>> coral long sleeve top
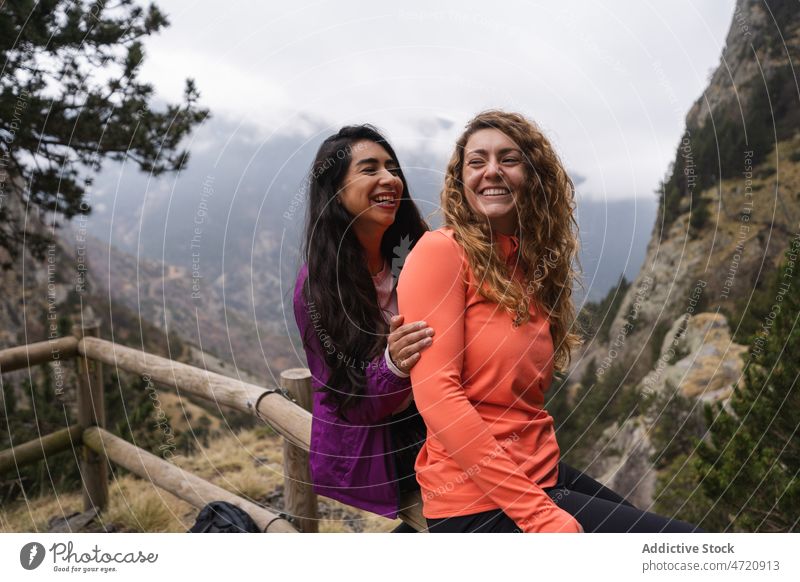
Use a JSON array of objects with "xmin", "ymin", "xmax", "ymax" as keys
[{"xmin": 397, "ymin": 227, "xmax": 580, "ymax": 533}]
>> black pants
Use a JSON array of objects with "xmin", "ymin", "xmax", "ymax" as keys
[{"xmin": 427, "ymin": 461, "xmax": 704, "ymax": 533}]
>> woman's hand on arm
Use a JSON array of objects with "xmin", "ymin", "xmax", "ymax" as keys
[{"xmin": 387, "ymin": 314, "xmax": 435, "ymax": 375}]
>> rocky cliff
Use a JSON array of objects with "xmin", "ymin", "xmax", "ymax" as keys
[{"xmin": 569, "ymin": 0, "xmax": 800, "ymax": 508}]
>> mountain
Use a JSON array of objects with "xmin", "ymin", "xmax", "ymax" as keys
[{"xmin": 558, "ymin": 0, "xmax": 800, "ymax": 519}]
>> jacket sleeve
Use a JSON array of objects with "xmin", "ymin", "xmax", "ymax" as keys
[
  {"xmin": 293, "ymin": 270, "xmax": 412, "ymax": 426},
  {"xmin": 397, "ymin": 232, "xmax": 581, "ymax": 533}
]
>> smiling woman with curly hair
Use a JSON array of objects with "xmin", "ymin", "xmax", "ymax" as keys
[
  {"xmin": 440, "ymin": 110, "xmax": 580, "ymax": 369},
  {"xmin": 397, "ymin": 110, "xmax": 702, "ymax": 533}
]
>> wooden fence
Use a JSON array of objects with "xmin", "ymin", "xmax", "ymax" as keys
[{"xmin": 0, "ymin": 320, "xmax": 424, "ymax": 533}]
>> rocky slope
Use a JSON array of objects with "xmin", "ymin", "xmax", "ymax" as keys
[
  {"xmin": 569, "ymin": 0, "xmax": 800, "ymax": 507},
  {"xmin": 73, "ymin": 227, "xmax": 297, "ymax": 383}
]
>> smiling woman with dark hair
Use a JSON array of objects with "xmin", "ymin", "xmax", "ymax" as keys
[{"xmin": 293, "ymin": 125, "xmax": 430, "ymax": 529}]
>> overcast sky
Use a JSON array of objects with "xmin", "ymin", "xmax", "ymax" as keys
[{"xmin": 137, "ymin": 0, "xmax": 737, "ymax": 201}]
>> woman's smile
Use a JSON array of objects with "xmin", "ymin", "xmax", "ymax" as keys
[
  {"xmin": 478, "ymin": 187, "xmax": 512, "ymax": 197},
  {"xmin": 369, "ymin": 190, "xmax": 400, "ymax": 209}
]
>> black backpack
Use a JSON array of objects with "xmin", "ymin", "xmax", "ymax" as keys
[{"xmin": 188, "ymin": 501, "xmax": 261, "ymax": 533}]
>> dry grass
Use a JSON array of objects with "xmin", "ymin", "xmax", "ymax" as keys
[
  {"xmin": 1, "ymin": 425, "xmax": 403, "ymax": 533},
  {"xmin": 103, "ymin": 475, "xmax": 194, "ymax": 532},
  {"xmin": 0, "ymin": 488, "xmax": 84, "ymax": 532}
]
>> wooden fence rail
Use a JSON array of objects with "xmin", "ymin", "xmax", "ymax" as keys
[
  {"xmin": 82, "ymin": 427, "xmax": 297, "ymax": 533},
  {"xmin": 0, "ymin": 425, "xmax": 83, "ymax": 475},
  {"xmin": 78, "ymin": 336, "xmax": 312, "ymax": 450},
  {"xmin": 0, "ymin": 331, "xmax": 425, "ymax": 532},
  {"xmin": 0, "ymin": 337, "xmax": 78, "ymax": 373}
]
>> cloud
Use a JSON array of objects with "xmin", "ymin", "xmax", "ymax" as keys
[{"xmin": 139, "ymin": 0, "xmax": 736, "ymax": 199}]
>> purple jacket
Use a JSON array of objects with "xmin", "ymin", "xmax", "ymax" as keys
[{"xmin": 293, "ymin": 264, "xmax": 413, "ymax": 517}]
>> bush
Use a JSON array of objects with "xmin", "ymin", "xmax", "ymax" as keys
[
  {"xmin": 550, "ymin": 358, "xmax": 642, "ymax": 468},
  {"xmin": 695, "ymin": 243, "xmax": 800, "ymax": 531},
  {"xmin": 0, "ymin": 366, "xmax": 82, "ymax": 504}
]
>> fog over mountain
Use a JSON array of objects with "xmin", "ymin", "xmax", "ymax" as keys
[{"xmin": 85, "ymin": 114, "xmax": 656, "ymax": 308}]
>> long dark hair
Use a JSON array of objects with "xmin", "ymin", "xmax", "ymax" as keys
[{"xmin": 300, "ymin": 125, "xmax": 428, "ymax": 417}]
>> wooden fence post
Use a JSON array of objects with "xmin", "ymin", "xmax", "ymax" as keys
[
  {"xmin": 72, "ymin": 317, "xmax": 107, "ymax": 513},
  {"xmin": 280, "ymin": 368, "xmax": 318, "ymax": 533}
]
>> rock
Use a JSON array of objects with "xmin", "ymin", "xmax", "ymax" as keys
[
  {"xmin": 639, "ymin": 312, "xmax": 747, "ymax": 402},
  {"xmin": 48, "ymin": 508, "xmax": 99, "ymax": 533},
  {"xmin": 588, "ymin": 418, "xmax": 657, "ymax": 509}
]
